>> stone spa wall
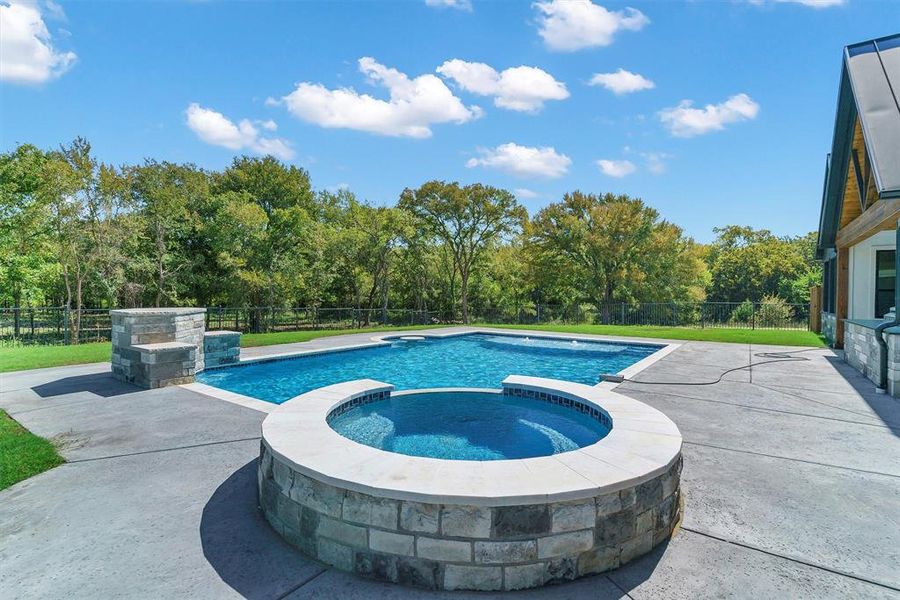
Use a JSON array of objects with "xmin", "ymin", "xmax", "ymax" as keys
[
  {"xmin": 844, "ymin": 321, "xmax": 900, "ymax": 396},
  {"xmin": 258, "ymin": 443, "xmax": 682, "ymax": 592}
]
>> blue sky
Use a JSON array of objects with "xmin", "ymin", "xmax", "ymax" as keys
[{"xmin": 1, "ymin": 0, "xmax": 897, "ymax": 242}]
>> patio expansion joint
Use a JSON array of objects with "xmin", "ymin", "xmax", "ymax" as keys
[
  {"xmin": 62, "ymin": 436, "xmax": 262, "ymax": 464},
  {"xmin": 274, "ymin": 565, "xmax": 329, "ymax": 599},
  {"xmin": 680, "ymin": 526, "xmax": 900, "ymax": 593},
  {"xmin": 682, "ymin": 440, "xmax": 900, "ymax": 479}
]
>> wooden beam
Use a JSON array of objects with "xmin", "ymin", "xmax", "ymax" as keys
[
  {"xmin": 851, "ymin": 149, "xmax": 866, "ymax": 211},
  {"xmin": 836, "ymin": 198, "xmax": 900, "ymax": 249},
  {"xmin": 835, "ymin": 246, "xmax": 849, "ymax": 349}
]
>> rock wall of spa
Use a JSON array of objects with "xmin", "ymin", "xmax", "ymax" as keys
[{"xmin": 258, "ymin": 441, "xmax": 682, "ymax": 592}]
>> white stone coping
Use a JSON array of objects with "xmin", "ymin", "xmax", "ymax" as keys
[
  {"xmin": 131, "ymin": 341, "xmax": 196, "ymax": 353},
  {"xmin": 204, "ymin": 329, "xmax": 241, "ymax": 337},
  {"xmin": 111, "ymin": 307, "xmax": 206, "ymax": 316},
  {"xmin": 261, "ymin": 377, "xmax": 682, "ymax": 507},
  {"xmin": 191, "ymin": 327, "xmax": 680, "ymax": 413}
]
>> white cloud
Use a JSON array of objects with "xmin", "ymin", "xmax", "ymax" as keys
[
  {"xmin": 425, "ymin": 0, "xmax": 472, "ymax": 10},
  {"xmin": 0, "ymin": 0, "xmax": 77, "ymax": 85},
  {"xmin": 437, "ymin": 60, "xmax": 569, "ymax": 113},
  {"xmin": 533, "ymin": 0, "xmax": 649, "ymax": 52},
  {"xmin": 658, "ymin": 93, "xmax": 760, "ymax": 137},
  {"xmin": 596, "ymin": 159, "xmax": 636, "ymax": 178},
  {"xmin": 780, "ymin": 0, "xmax": 845, "ymax": 5},
  {"xmin": 466, "ymin": 143, "xmax": 571, "ymax": 179},
  {"xmin": 589, "ymin": 68, "xmax": 654, "ymax": 95},
  {"xmin": 748, "ymin": 0, "xmax": 845, "ymax": 7},
  {"xmin": 514, "ymin": 188, "xmax": 539, "ymax": 199},
  {"xmin": 642, "ymin": 152, "xmax": 670, "ymax": 175},
  {"xmin": 274, "ymin": 57, "xmax": 480, "ymax": 138},
  {"xmin": 185, "ymin": 103, "xmax": 295, "ymax": 160}
]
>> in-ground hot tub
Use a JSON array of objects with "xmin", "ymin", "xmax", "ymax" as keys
[{"xmin": 259, "ymin": 376, "xmax": 682, "ymax": 592}]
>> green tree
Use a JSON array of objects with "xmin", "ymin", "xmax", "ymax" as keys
[
  {"xmin": 706, "ymin": 226, "xmax": 815, "ymax": 303},
  {"xmin": 528, "ymin": 192, "xmax": 706, "ymax": 319},
  {"xmin": 399, "ymin": 181, "xmax": 526, "ymax": 323}
]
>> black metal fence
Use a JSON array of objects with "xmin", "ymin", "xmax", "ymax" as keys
[{"xmin": 0, "ymin": 301, "xmax": 812, "ymax": 346}]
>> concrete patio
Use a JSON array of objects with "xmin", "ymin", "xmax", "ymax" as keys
[{"xmin": 1, "ymin": 328, "xmax": 899, "ymax": 599}]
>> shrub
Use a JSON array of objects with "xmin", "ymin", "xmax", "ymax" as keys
[
  {"xmin": 756, "ymin": 295, "xmax": 793, "ymax": 327},
  {"xmin": 730, "ymin": 300, "xmax": 755, "ymax": 324}
]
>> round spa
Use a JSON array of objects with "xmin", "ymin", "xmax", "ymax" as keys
[{"xmin": 258, "ymin": 377, "xmax": 682, "ymax": 592}]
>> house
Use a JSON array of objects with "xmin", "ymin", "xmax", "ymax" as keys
[{"xmin": 815, "ymin": 33, "xmax": 900, "ymax": 392}]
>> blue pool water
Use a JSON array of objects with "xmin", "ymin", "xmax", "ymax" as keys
[
  {"xmin": 197, "ymin": 333, "xmax": 660, "ymax": 404},
  {"xmin": 328, "ymin": 390, "xmax": 610, "ymax": 460}
]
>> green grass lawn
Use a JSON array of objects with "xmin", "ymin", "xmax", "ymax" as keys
[
  {"xmin": 0, "ymin": 410, "xmax": 64, "ymax": 490},
  {"xmin": 0, "ymin": 323, "xmax": 824, "ymax": 374},
  {"xmin": 240, "ymin": 324, "xmax": 447, "ymax": 347},
  {"xmin": 485, "ymin": 324, "xmax": 827, "ymax": 347}
]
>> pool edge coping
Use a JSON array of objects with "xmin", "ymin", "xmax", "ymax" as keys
[
  {"xmin": 185, "ymin": 327, "xmax": 682, "ymax": 408},
  {"xmin": 261, "ymin": 376, "xmax": 683, "ymax": 507}
]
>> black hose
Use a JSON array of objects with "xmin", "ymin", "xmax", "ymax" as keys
[{"xmin": 613, "ymin": 351, "xmax": 814, "ymax": 387}]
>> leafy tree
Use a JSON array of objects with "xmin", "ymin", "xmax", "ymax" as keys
[
  {"xmin": 528, "ymin": 192, "xmax": 707, "ymax": 320},
  {"xmin": 0, "ymin": 145, "xmax": 56, "ymax": 316},
  {"xmin": 706, "ymin": 226, "xmax": 816, "ymax": 303},
  {"xmin": 399, "ymin": 181, "xmax": 526, "ymax": 323}
]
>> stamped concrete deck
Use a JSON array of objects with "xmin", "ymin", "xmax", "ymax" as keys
[{"xmin": 1, "ymin": 327, "xmax": 899, "ymax": 599}]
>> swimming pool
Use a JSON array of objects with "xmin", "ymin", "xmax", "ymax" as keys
[
  {"xmin": 328, "ymin": 389, "xmax": 611, "ymax": 460},
  {"xmin": 197, "ymin": 332, "xmax": 661, "ymax": 403}
]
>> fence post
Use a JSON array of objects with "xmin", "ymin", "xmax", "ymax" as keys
[
  {"xmin": 63, "ymin": 306, "xmax": 70, "ymax": 345},
  {"xmin": 751, "ymin": 303, "xmax": 756, "ymax": 330}
]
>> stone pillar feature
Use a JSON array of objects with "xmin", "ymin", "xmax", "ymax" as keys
[
  {"xmin": 110, "ymin": 308, "xmax": 207, "ymax": 388},
  {"xmin": 203, "ymin": 330, "xmax": 241, "ymax": 368}
]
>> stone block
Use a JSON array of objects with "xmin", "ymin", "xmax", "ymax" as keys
[
  {"xmin": 537, "ymin": 530, "xmax": 593, "ymax": 559},
  {"xmin": 443, "ymin": 565, "xmax": 502, "ymax": 591},
  {"xmin": 596, "ymin": 491, "xmax": 622, "ymax": 517},
  {"xmin": 441, "ymin": 505, "xmax": 491, "ymax": 538},
  {"xmin": 317, "ymin": 516, "xmax": 368, "ymax": 548},
  {"xmin": 620, "ymin": 531, "xmax": 653, "ymax": 564},
  {"xmin": 635, "ymin": 477, "xmax": 662, "ymax": 512},
  {"xmin": 400, "ymin": 501, "xmax": 439, "ymax": 534},
  {"xmin": 272, "ymin": 459, "xmax": 293, "ymax": 491},
  {"xmin": 577, "ymin": 545, "xmax": 619, "ymax": 576},
  {"xmin": 596, "ymin": 508, "xmax": 636, "ymax": 545},
  {"xmin": 636, "ymin": 508, "xmax": 653, "ymax": 534},
  {"xmin": 355, "ymin": 551, "xmax": 399, "ymax": 583},
  {"xmin": 491, "ymin": 505, "xmax": 550, "ymax": 538},
  {"xmin": 474, "ymin": 540, "xmax": 537, "ymax": 564},
  {"xmin": 396, "ymin": 557, "xmax": 440, "ymax": 589},
  {"xmin": 504, "ymin": 562, "xmax": 546, "ymax": 590},
  {"xmin": 545, "ymin": 557, "xmax": 576, "ymax": 584},
  {"xmin": 369, "ymin": 529, "xmax": 415, "ymax": 556},
  {"xmin": 551, "ymin": 499, "xmax": 595, "ymax": 532},
  {"xmin": 318, "ymin": 538, "xmax": 354, "ymax": 572},
  {"xmin": 290, "ymin": 472, "xmax": 344, "ymax": 518},
  {"xmin": 342, "ymin": 491, "xmax": 398, "ymax": 529},
  {"xmin": 416, "ymin": 536, "xmax": 471, "ymax": 562}
]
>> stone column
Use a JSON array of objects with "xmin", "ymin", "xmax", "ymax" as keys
[{"xmin": 110, "ymin": 308, "xmax": 207, "ymax": 388}]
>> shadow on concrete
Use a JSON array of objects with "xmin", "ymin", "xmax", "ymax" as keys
[
  {"xmin": 606, "ymin": 536, "xmax": 671, "ymax": 595},
  {"xmin": 823, "ymin": 356, "xmax": 900, "ymax": 437},
  {"xmin": 32, "ymin": 372, "xmax": 140, "ymax": 398},
  {"xmin": 200, "ymin": 460, "xmax": 324, "ymax": 600}
]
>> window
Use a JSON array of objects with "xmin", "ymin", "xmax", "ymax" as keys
[{"xmin": 875, "ymin": 250, "xmax": 896, "ymax": 318}]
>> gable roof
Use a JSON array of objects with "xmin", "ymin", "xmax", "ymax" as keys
[{"xmin": 816, "ymin": 33, "xmax": 900, "ymax": 259}]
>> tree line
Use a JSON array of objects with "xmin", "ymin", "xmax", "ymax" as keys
[{"xmin": 1, "ymin": 139, "xmax": 820, "ymax": 329}]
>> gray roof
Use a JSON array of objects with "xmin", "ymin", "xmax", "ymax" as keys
[
  {"xmin": 816, "ymin": 33, "xmax": 900, "ymax": 258},
  {"xmin": 846, "ymin": 34, "xmax": 900, "ymax": 197}
]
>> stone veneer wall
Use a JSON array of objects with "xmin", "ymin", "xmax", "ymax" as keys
[
  {"xmin": 258, "ymin": 443, "xmax": 682, "ymax": 592},
  {"xmin": 111, "ymin": 308, "xmax": 206, "ymax": 388},
  {"xmin": 844, "ymin": 321, "xmax": 900, "ymax": 396},
  {"xmin": 203, "ymin": 330, "xmax": 241, "ymax": 368}
]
